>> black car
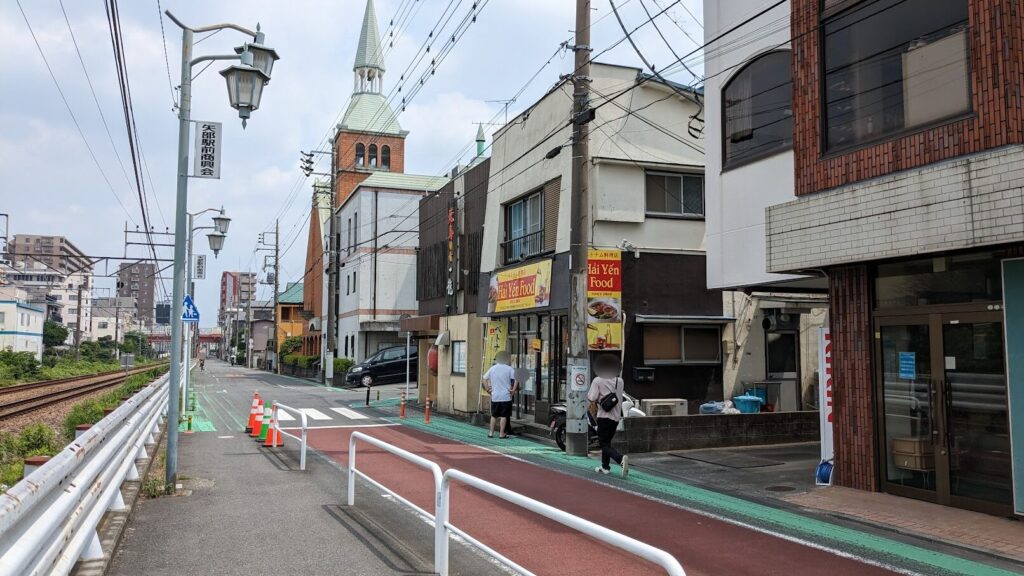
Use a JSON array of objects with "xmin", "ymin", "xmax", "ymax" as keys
[{"xmin": 344, "ymin": 345, "xmax": 418, "ymax": 387}]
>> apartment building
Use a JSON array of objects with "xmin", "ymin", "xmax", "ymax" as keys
[
  {"xmin": 0, "ymin": 285, "xmax": 44, "ymax": 359},
  {"xmin": 6, "ymin": 234, "xmax": 91, "ymax": 274},
  {"xmin": 117, "ymin": 262, "xmax": 156, "ymax": 326}
]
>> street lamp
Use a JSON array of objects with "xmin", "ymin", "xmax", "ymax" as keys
[
  {"xmin": 163, "ymin": 10, "xmax": 278, "ymax": 489},
  {"xmin": 207, "ymin": 232, "xmax": 226, "ymax": 256},
  {"xmin": 212, "ymin": 210, "xmax": 232, "ymax": 234}
]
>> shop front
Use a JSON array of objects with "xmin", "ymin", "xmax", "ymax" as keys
[
  {"xmin": 480, "ymin": 255, "xmax": 569, "ymax": 423},
  {"xmin": 871, "ymin": 249, "xmax": 1017, "ymax": 516}
]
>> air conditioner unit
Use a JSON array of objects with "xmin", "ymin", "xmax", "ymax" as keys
[{"xmin": 640, "ymin": 398, "xmax": 688, "ymax": 417}]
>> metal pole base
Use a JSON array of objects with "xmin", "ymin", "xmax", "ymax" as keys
[{"xmin": 565, "ymin": 431, "xmax": 589, "ymax": 456}]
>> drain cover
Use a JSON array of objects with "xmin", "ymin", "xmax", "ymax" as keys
[{"xmin": 764, "ymin": 485, "xmax": 795, "ymax": 492}]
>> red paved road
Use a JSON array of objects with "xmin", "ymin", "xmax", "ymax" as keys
[{"xmin": 309, "ymin": 426, "xmax": 896, "ymax": 576}]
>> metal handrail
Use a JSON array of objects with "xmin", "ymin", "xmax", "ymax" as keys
[
  {"xmin": 442, "ymin": 468, "xmax": 686, "ymax": 576},
  {"xmin": 272, "ymin": 401, "xmax": 308, "ymax": 470},
  {"xmin": 348, "ymin": 431, "xmax": 447, "ymax": 573},
  {"xmin": 0, "ymin": 372, "xmax": 169, "ymax": 574}
]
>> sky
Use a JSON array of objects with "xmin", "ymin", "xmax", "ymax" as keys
[{"xmin": 0, "ymin": 0, "xmax": 704, "ymax": 327}]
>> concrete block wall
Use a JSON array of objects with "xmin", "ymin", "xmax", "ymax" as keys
[
  {"xmin": 614, "ymin": 411, "xmax": 820, "ymax": 454},
  {"xmin": 766, "ymin": 145, "xmax": 1024, "ymax": 273}
]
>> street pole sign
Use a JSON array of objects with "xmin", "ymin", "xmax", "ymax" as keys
[
  {"xmin": 181, "ymin": 295, "xmax": 201, "ymax": 323},
  {"xmin": 192, "ymin": 121, "xmax": 222, "ymax": 179},
  {"xmin": 195, "ymin": 254, "xmax": 206, "ymax": 280}
]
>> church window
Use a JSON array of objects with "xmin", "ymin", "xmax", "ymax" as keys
[
  {"xmin": 368, "ymin": 144, "xmax": 378, "ymax": 168},
  {"xmin": 381, "ymin": 145, "xmax": 391, "ymax": 169},
  {"xmin": 355, "ymin": 143, "xmax": 365, "ymax": 166}
]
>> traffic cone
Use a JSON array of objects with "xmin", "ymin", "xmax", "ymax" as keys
[
  {"xmin": 256, "ymin": 407, "xmax": 271, "ymax": 442},
  {"xmin": 424, "ymin": 394, "xmax": 431, "ymax": 424},
  {"xmin": 249, "ymin": 398, "xmax": 265, "ymax": 437},
  {"xmin": 245, "ymin": 393, "xmax": 261, "ymax": 433},
  {"xmin": 263, "ymin": 407, "xmax": 281, "ymax": 448}
]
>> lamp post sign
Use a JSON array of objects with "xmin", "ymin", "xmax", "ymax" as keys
[
  {"xmin": 192, "ymin": 121, "xmax": 222, "ymax": 179},
  {"xmin": 195, "ymin": 254, "xmax": 207, "ymax": 280}
]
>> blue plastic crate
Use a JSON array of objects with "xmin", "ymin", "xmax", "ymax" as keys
[{"xmin": 745, "ymin": 387, "xmax": 768, "ymax": 403}]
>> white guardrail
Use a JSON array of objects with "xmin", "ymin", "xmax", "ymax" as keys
[
  {"xmin": 272, "ymin": 402, "xmax": 308, "ymax": 470},
  {"xmin": 0, "ymin": 370, "xmax": 171, "ymax": 575},
  {"xmin": 347, "ymin": 431, "xmax": 686, "ymax": 576}
]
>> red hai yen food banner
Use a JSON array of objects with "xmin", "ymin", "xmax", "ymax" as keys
[{"xmin": 587, "ymin": 249, "xmax": 622, "ymax": 351}]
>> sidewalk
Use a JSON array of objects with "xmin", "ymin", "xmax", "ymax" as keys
[
  {"xmin": 108, "ymin": 365, "xmax": 504, "ymax": 576},
  {"xmin": 375, "ymin": 400, "xmax": 1024, "ymax": 576}
]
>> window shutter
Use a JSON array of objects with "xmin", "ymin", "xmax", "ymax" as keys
[{"xmin": 543, "ymin": 177, "xmax": 560, "ymax": 252}]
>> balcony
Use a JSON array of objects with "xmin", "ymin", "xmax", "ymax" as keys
[{"xmin": 501, "ymin": 230, "xmax": 544, "ymax": 264}]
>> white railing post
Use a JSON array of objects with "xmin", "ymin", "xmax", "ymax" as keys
[
  {"xmin": 347, "ymin": 433, "xmax": 357, "ymax": 506},
  {"xmin": 273, "ymin": 402, "xmax": 308, "ymax": 471}
]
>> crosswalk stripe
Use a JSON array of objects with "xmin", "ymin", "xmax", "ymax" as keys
[
  {"xmin": 330, "ymin": 407, "xmax": 368, "ymax": 420},
  {"xmin": 275, "ymin": 410, "xmax": 296, "ymax": 421},
  {"xmin": 299, "ymin": 408, "xmax": 331, "ymax": 420}
]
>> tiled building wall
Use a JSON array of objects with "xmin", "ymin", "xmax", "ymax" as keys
[
  {"xmin": 829, "ymin": 265, "xmax": 877, "ymax": 491},
  {"xmin": 334, "ymin": 132, "xmax": 406, "ymax": 206},
  {"xmin": 790, "ymin": 0, "xmax": 1023, "ymax": 197}
]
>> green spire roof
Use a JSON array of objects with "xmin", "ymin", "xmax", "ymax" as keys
[
  {"xmin": 338, "ymin": 92, "xmax": 403, "ymax": 135},
  {"xmin": 354, "ymin": 0, "xmax": 385, "ymax": 72}
]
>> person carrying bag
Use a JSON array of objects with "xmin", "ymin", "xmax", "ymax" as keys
[{"xmin": 587, "ymin": 354, "xmax": 629, "ymax": 477}]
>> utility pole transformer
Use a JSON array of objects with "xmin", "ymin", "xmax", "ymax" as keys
[{"xmin": 565, "ymin": 0, "xmax": 593, "ymax": 456}]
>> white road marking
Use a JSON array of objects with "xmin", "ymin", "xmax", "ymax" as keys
[
  {"xmin": 217, "ymin": 435, "xmax": 235, "ymax": 439},
  {"xmin": 280, "ymin": 423, "xmax": 397, "ymax": 430},
  {"xmin": 275, "ymin": 410, "xmax": 296, "ymax": 421},
  {"xmin": 330, "ymin": 407, "xmax": 368, "ymax": 420},
  {"xmin": 299, "ymin": 408, "xmax": 331, "ymax": 420}
]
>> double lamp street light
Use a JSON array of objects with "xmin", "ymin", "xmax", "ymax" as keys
[{"xmin": 163, "ymin": 11, "xmax": 279, "ymax": 488}]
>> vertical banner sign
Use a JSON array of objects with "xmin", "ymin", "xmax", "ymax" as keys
[
  {"xmin": 586, "ymin": 249, "xmax": 622, "ymax": 350},
  {"xmin": 195, "ymin": 254, "xmax": 207, "ymax": 280},
  {"xmin": 481, "ymin": 319, "xmax": 508, "ymax": 397},
  {"xmin": 817, "ymin": 328, "xmax": 834, "ymax": 484},
  {"xmin": 192, "ymin": 121, "xmax": 222, "ymax": 179},
  {"xmin": 1001, "ymin": 259, "xmax": 1024, "ymax": 515}
]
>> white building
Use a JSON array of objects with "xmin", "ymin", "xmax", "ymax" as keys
[
  {"xmin": 2, "ymin": 260, "xmax": 92, "ymax": 345},
  {"xmin": 0, "ymin": 285, "xmax": 45, "ymax": 359},
  {"xmin": 702, "ymin": 2, "xmax": 828, "ymax": 407},
  {"xmin": 336, "ymin": 172, "xmax": 447, "ymax": 362},
  {"xmin": 89, "ymin": 296, "xmax": 136, "ymax": 344}
]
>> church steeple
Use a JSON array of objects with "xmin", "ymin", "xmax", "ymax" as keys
[{"xmin": 353, "ymin": 0, "xmax": 385, "ymax": 94}]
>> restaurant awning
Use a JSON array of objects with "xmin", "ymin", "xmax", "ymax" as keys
[{"xmin": 399, "ymin": 314, "xmax": 440, "ymax": 332}]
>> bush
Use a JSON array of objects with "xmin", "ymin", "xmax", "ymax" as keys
[
  {"xmin": 0, "ymin": 423, "xmax": 65, "ymax": 490},
  {"xmin": 334, "ymin": 357, "xmax": 355, "ymax": 374},
  {"xmin": 0, "ymin": 350, "xmax": 40, "ymax": 382},
  {"xmin": 283, "ymin": 353, "xmax": 300, "ymax": 366},
  {"xmin": 297, "ymin": 355, "xmax": 318, "ymax": 368},
  {"xmin": 279, "ymin": 336, "xmax": 302, "ymax": 356}
]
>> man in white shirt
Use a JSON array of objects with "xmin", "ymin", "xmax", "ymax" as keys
[{"xmin": 483, "ymin": 351, "xmax": 516, "ymax": 438}]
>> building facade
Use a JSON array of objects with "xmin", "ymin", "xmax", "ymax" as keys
[
  {"xmin": 6, "ymin": 234, "xmax": 92, "ymax": 275},
  {"xmin": 276, "ymin": 282, "xmax": 304, "ymax": 359},
  {"xmin": 117, "ymin": 262, "xmax": 156, "ymax": 327},
  {"xmin": 707, "ymin": 0, "xmax": 1024, "ymax": 517},
  {"xmin": 0, "ymin": 285, "xmax": 44, "ymax": 359},
  {"xmin": 89, "ymin": 296, "xmax": 136, "ymax": 344},
  {"xmin": 478, "ymin": 62, "xmax": 727, "ymax": 422}
]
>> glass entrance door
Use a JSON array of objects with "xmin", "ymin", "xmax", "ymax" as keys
[{"xmin": 877, "ymin": 312, "xmax": 1012, "ymax": 514}]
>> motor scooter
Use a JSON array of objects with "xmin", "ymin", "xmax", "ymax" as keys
[{"xmin": 549, "ymin": 393, "xmax": 644, "ymax": 451}]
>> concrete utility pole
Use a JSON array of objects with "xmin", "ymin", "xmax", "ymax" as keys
[
  {"xmin": 565, "ymin": 0, "xmax": 593, "ymax": 456},
  {"xmin": 74, "ymin": 284, "xmax": 84, "ymax": 361},
  {"xmin": 326, "ymin": 138, "xmax": 338, "ymax": 385},
  {"xmin": 274, "ymin": 218, "xmax": 280, "ymax": 374}
]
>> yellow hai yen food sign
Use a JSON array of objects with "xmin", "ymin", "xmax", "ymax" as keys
[{"xmin": 587, "ymin": 249, "xmax": 622, "ymax": 351}]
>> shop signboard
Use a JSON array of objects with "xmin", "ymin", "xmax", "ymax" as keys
[
  {"xmin": 487, "ymin": 259, "xmax": 552, "ymax": 313},
  {"xmin": 586, "ymin": 249, "xmax": 622, "ymax": 351}
]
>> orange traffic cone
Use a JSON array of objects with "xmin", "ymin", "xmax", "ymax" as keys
[
  {"xmin": 250, "ymin": 399, "xmax": 265, "ymax": 437},
  {"xmin": 245, "ymin": 393, "xmax": 261, "ymax": 433},
  {"xmin": 263, "ymin": 405, "xmax": 282, "ymax": 448}
]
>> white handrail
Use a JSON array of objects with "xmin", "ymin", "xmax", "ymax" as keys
[
  {"xmin": 0, "ymin": 371, "xmax": 169, "ymax": 575},
  {"xmin": 442, "ymin": 469, "xmax": 686, "ymax": 576},
  {"xmin": 272, "ymin": 401, "xmax": 308, "ymax": 470},
  {"xmin": 348, "ymin": 431, "xmax": 448, "ymax": 574}
]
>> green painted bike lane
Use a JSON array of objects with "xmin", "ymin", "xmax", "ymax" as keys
[{"xmin": 377, "ymin": 409, "xmax": 1019, "ymax": 576}]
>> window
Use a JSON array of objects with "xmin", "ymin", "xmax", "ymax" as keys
[
  {"xmin": 452, "ymin": 341, "xmax": 467, "ymax": 374},
  {"xmin": 643, "ymin": 325, "xmax": 721, "ymax": 364},
  {"xmin": 355, "ymin": 143, "xmax": 365, "ymax": 166},
  {"xmin": 0, "ymin": 312, "xmax": 5, "ymax": 324},
  {"xmin": 645, "ymin": 172, "xmax": 704, "ymax": 217},
  {"xmin": 368, "ymin": 144, "xmax": 378, "ymax": 168},
  {"xmin": 98, "ymin": 322, "xmax": 109, "ymax": 329},
  {"xmin": 347, "ymin": 217, "xmax": 353, "ymax": 253},
  {"xmin": 344, "ymin": 335, "xmax": 349, "ymax": 357},
  {"xmin": 381, "ymin": 145, "xmax": 391, "ymax": 169},
  {"xmin": 502, "ymin": 191, "xmax": 543, "ymax": 263},
  {"xmin": 823, "ymin": 0, "xmax": 969, "ymax": 151},
  {"xmin": 352, "ymin": 271, "xmax": 357, "ymax": 293},
  {"xmin": 346, "ymin": 274, "xmax": 350, "ymax": 295},
  {"xmin": 354, "ymin": 212, "xmax": 358, "ymax": 246},
  {"xmin": 723, "ymin": 51, "xmax": 793, "ymax": 167}
]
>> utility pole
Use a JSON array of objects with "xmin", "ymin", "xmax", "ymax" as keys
[
  {"xmin": 74, "ymin": 284, "xmax": 84, "ymax": 361},
  {"xmin": 326, "ymin": 136, "xmax": 338, "ymax": 385},
  {"xmin": 274, "ymin": 218, "xmax": 280, "ymax": 374},
  {"xmin": 565, "ymin": 0, "xmax": 592, "ymax": 456}
]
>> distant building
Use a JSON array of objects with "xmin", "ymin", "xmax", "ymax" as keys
[
  {"xmin": 90, "ymin": 296, "xmax": 136, "ymax": 344},
  {"xmin": 0, "ymin": 285, "xmax": 44, "ymax": 359},
  {"xmin": 117, "ymin": 262, "xmax": 156, "ymax": 326},
  {"xmin": 2, "ymin": 260, "xmax": 91, "ymax": 344},
  {"xmin": 6, "ymin": 234, "xmax": 92, "ymax": 274}
]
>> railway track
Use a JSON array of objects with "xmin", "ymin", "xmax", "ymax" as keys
[{"xmin": 0, "ymin": 364, "xmax": 167, "ymax": 420}]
